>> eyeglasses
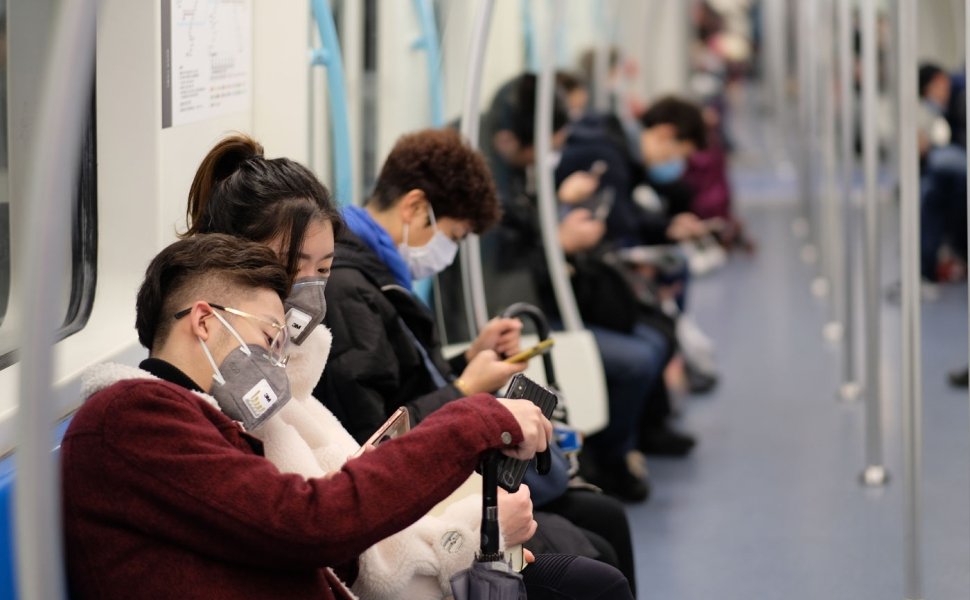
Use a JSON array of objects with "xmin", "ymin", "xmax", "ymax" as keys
[{"xmin": 175, "ymin": 302, "xmax": 289, "ymax": 366}]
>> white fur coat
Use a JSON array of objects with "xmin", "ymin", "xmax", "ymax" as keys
[{"xmin": 82, "ymin": 326, "xmax": 488, "ymax": 600}]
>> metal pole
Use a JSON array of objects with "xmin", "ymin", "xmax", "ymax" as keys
[
  {"xmin": 795, "ymin": 0, "xmax": 810, "ymax": 239},
  {"xmin": 767, "ymin": 0, "xmax": 793, "ymax": 176},
  {"xmin": 14, "ymin": 0, "xmax": 96, "ymax": 598},
  {"xmin": 457, "ymin": 0, "xmax": 495, "ymax": 337},
  {"xmin": 796, "ymin": 1, "xmax": 819, "ymax": 260},
  {"xmin": 966, "ymin": 0, "xmax": 970, "ymax": 583},
  {"xmin": 897, "ymin": 0, "xmax": 924, "ymax": 596},
  {"xmin": 807, "ymin": 0, "xmax": 829, "ymax": 293},
  {"xmin": 965, "ymin": 0, "xmax": 970, "ymax": 578},
  {"xmin": 838, "ymin": 0, "xmax": 861, "ymax": 401},
  {"xmin": 819, "ymin": 0, "xmax": 845, "ymax": 339},
  {"xmin": 859, "ymin": 0, "xmax": 888, "ymax": 487},
  {"xmin": 537, "ymin": 0, "xmax": 583, "ymax": 332}
]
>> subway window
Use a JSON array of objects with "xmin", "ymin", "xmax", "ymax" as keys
[{"xmin": 0, "ymin": 0, "xmax": 97, "ymax": 369}]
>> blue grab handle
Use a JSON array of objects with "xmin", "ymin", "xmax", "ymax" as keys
[
  {"xmin": 411, "ymin": 0, "xmax": 445, "ymax": 127},
  {"xmin": 521, "ymin": 0, "xmax": 540, "ymax": 72},
  {"xmin": 310, "ymin": 0, "xmax": 353, "ymax": 207}
]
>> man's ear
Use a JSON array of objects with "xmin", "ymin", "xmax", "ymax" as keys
[
  {"xmin": 493, "ymin": 130, "xmax": 521, "ymax": 162},
  {"xmin": 188, "ymin": 301, "xmax": 216, "ymax": 342},
  {"xmin": 398, "ymin": 189, "xmax": 428, "ymax": 225}
]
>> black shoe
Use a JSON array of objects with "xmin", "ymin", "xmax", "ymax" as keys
[
  {"xmin": 639, "ymin": 426, "xmax": 696, "ymax": 457},
  {"xmin": 579, "ymin": 453, "xmax": 650, "ymax": 503},
  {"xmin": 949, "ymin": 366, "xmax": 969, "ymax": 388},
  {"xmin": 686, "ymin": 366, "xmax": 718, "ymax": 395}
]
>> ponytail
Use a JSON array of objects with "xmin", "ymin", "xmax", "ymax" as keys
[
  {"xmin": 183, "ymin": 134, "xmax": 264, "ymax": 238},
  {"xmin": 182, "ymin": 133, "xmax": 342, "ymax": 277}
]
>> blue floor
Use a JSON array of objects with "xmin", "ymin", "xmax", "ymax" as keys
[{"xmin": 626, "ymin": 103, "xmax": 970, "ymax": 599}]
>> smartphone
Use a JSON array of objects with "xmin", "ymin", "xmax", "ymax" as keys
[
  {"xmin": 589, "ymin": 159, "xmax": 608, "ymax": 178},
  {"xmin": 352, "ymin": 407, "xmax": 410, "ymax": 457},
  {"xmin": 592, "ymin": 187, "xmax": 615, "ymax": 221},
  {"xmin": 503, "ymin": 339, "xmax": 555, "ymax": 364}
]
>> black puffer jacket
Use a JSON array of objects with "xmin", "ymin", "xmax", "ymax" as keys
[{"xmin": 314, "ymin": 228, "xmax": 468, "ymax": 444}]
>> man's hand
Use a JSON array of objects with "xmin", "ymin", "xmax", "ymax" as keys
[
  {"xmin": 558, "ymin": 170, "xmax": 601, "ymax": 205},
  {"xmin": 466, "ymin": 317, "xmax": 523, "ymax": 361},
  {"xmin": 497, "ymin": 485, "xmax": 537, "ymax": 546},
  {"xmin": 559, "ymin": 208, "xmax": 606, "ymax": 254},
  {"xmin": 666, "ymin": 212, "xmax": 709, "ymax": 241},
  {"xmin": 496, "ymin": 398, "xmax": 552, "ymax": 460}
]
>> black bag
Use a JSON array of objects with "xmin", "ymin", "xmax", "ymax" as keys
[{"xmin": 567, "ymin": 251, "xmax": 640, "ymax": 333}]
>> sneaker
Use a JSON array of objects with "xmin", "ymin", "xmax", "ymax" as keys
[{"xmin": 639, "ymin": 426, "xmax": 697, "ymax": 457}]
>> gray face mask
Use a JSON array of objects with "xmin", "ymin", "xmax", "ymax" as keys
[
  {"xmin": 199, "ymin": 311, "xmax": 292, "ymax": 431},
  {"xmin": 284, "ymin": 277, "xmax": 328, "ymax": 346}
]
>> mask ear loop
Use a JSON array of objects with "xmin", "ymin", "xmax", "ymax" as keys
[
  {"xmin": 427, "ymin": 203, "xmax": 437, "ymax": 228},
  {"xmin": 211, "ymin": 309, "xmax": 252, "ymax": 356},
  {"xmin": 198, "ymin": 337, "xmax": 227, "ymax": 386}
]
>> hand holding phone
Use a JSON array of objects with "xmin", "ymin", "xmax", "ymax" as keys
[{"xmin": 503, "ymin": 339, "xmax": 555, "ymax": 364}]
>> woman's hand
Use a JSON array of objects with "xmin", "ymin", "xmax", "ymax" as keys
[
  {"xmin": 497, "ymin": 484, "xmax": 537, "ymax": 546},
  {"xmin": 457, "ymin": 350, "xmax": 527, "ymax": 395},
  {"xmin": 465, "ymin": 318, "xmax": 523, "ymax": 361}
]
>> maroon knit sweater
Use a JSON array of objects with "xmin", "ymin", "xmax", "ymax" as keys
[{"xmin": 62, "ymin": 376, "xmax": 521, "ymax": 599}]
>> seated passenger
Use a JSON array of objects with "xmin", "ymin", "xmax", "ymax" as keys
[
  {"xmin": 556, "ymin": 96, "xmax": 711, "ymax": 250},
  {"xmin": 181, "ymin": 134, "xmax": 634, "ymax": 599},
  {"xmin": 311, "ymin": 128, "xmax": 637, "ymax": 593},
  {"xmin": 475, "ymin": 73, "xmax": 695, "ymax": 499},
  {"xmin": 61, "ymin": 233, "xmax": 552, "ymax": 599}
]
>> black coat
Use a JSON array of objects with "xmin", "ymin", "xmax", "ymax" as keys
[
  {"xmin": 554, "ymin": 113, "xmax": 690, "ymax": 248},
  {"xmin": 314, "ymin": 228, "xmax": 468, "ymax": 444}
]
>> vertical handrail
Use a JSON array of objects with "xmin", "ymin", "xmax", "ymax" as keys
[
  {"xmin": 457, "ymin": 0, "xmax": 495, "ymax": 336},
  {"xmin": 536, "ymin": 0, "xmax": 583, "ymax": 332},
  {"xmin": 966, "ymin": 0, "xmax": 970, "ymax": 583},
  {"xmin": 794, "ymin": 0, "xmax": 815, "ymax": 248},
  {"xmin": 897, "ymin": 0, "xmax": 924, "ymax": 596},
  {"xmin": 819, "ymin": 0, "xmax": 844, "ymax": 340},
  {"xmin": 14, "ymin": 0, "xmax": 97, "ymax": 598},
  {"xmin": 838, "ymin": 0, "xmax": 861, "ymax": 401},
  {"xmin": 310, "ymin": 0, "xmax": 353, "ymax": 207},
  {"xmin": 409, "ymin": 0, "xmax": 447, "ymax": 324},
  {"xmin": 411, "ymin": 0, "xmax": 445, "ymax": 128},
  {"xmin": 765, "ymin": 0, "xmax": 793, "ymax": 178},
  {"xmin": 859, "ymin": 0, "xmax": 888, "ymax": 487},
  {"xmin": 805, "ymin": 0, "xmax": 823, "ymax": 281}
]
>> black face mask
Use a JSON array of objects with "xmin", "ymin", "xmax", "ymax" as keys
[{"xmin": 284, "ymin": 277, "xmax": 328, "ymax": 346}]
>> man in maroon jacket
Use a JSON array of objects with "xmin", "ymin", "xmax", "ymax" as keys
[{"xmin": 61, "ymin": 233, "xmax": 551, "ymax": 600}]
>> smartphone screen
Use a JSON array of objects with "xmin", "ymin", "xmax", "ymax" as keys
[{"xmin": 592, "ymin": 187, "xmax": 615, "ymax": 221}]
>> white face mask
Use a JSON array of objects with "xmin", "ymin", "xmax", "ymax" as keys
[{"xmin": 398, "ymin": 205, "xmax": 459, "ymax": 279}]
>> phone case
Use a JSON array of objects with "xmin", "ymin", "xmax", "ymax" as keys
[{"xmin": 495, "ymin": 374, "xmax": 559, "ymax": 492}]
